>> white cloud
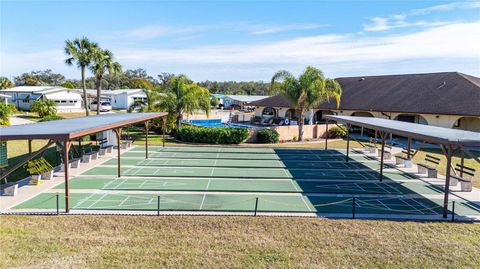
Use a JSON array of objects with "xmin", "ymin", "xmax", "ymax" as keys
[
  {"xmin": 250, "ymin": 24, "xmax": 328, "ymax": 35},
  {"xmin": 364, "ymin": 1, "xmax": 480, "ymax": 32},
  {"xmin": 2, "ymin": 21, "xmax": 479, "ymax": 81}
]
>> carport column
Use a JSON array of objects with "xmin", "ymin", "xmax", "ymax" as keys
[
  {"xmin": 460, "ymin": 149, "xmax": 465, "ymax": 177},
  {"xmin": 443, "ymin": 144, "xmax": 454, "ymax": 218},
  {"xmin": 324, "ymin": 120, "xmax": 329, "ymax": 150},
  {"xmin": 63, "ymin": 140, "xmax": 72, "ymax": 213},
  {"xmin": 407, "ymin": 137, "xmax": 412, "ymax": 160},
  {"xmin": 145, "ymin": 121, "xmax": 149, "ymax": 159},
  {"xmin": 345, "ymin": 124, "xmax": 350, "ymax": 162},
  {"xmin": 379, "ymin": 132, "xmax": 386, "ymax": 182},
  {"xmin": 28, "ymin": 140, "xmax": 32, "ymax": 156},
  {"xmin": 113, "ymin": 128, "xmax": 122, "ymax": 178}
]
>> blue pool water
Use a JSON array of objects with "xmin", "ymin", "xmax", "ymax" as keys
[{"xmin": 187, "ymin": 119, "xmax": 249, "ymax": 128}]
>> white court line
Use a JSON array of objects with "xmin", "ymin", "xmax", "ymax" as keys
[
  {"xmin": 118, "ymin": 196, "xmax": 130, "ymax": 207},
  {"xmin": 72, "ymin": 193, "xmax": 97, "ymax": 209},
  {"xmin": 87, "ymin": 193, "xmax": 108, "ymax": 209},
  {"xmin": 377, "ymin": 199, "xmax": 391, "ymax": 210},
  {"xmin": 200, "ymin": 154, "xmax": 217, "ymax": 210}
]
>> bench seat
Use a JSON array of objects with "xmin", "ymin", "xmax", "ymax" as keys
[
  {"xmin": 417, "ymin": 163, "xmax": 437, "ymax": 178},
  {"xmin": 451, "ymin": 175, "xmax": 472, "ymax": 192},
  {"xmin": 2, "ymin": 182, "xmax": 18, "ymax": 196}
]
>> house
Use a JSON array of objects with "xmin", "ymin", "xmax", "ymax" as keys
[
  {"xmin": 0, "ymin": 86, "xmax": 83, "ymax": 112},
  {"xmin": 0, "ymin": 94, "xmax": 11, "ymax": 104},
  {"xmin": 105, "ymin": 89, "xmax": 147, "ymax": 110},
  {"xmin": 248, "ymin": 72, "xmax": 480, "ymax": 132},
  {"xmin": 222, "ymin": 95, "xmax": 269, "ymax": 109}
]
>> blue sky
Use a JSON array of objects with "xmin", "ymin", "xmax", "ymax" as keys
[{"xmin": 1, "ymin": 0, "xmax": 479, "ymax": 81}]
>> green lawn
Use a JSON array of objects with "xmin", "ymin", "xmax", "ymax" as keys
[{"xmin": 1, "ymin": 216, "xmax": 479, "ymax": 269}]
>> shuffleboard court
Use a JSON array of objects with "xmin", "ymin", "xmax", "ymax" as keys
[
  {"xmin": 15, "ymin": 192, "xmax": 480, "ymax": 216},
  {"xmin": 85, "ymin": 165, "xmax": 418, "ymax": 181},
  {"xmin": 54, "ymin": 176, "xmax": 443, "ymax": 195},
  {"xmin": 14, "ymin": 145, "xmax": 480, "ymax": 218},
  {"xmin": 121, "ymin": 151, "xmax": 376, "ymax": 162},
  {"xmin": 104, "ymin": 158, "xmax": 393, "ymax": 170}
]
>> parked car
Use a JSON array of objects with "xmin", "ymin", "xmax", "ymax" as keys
[
  {"xmin": 90, "ymin": 101, "xmax": 112, "ymax": 112},
  {"xmin": 226, "ymin": 104, "xmax": 241, "ymax": 110}
]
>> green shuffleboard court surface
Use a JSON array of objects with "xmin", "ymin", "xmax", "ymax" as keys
[
  {"xmin": 15, "ymin": 145, "xmax": 480, "ymax": 217},
  {"xmin": 121, "ymin": 151, "xmax": 376, "ymax": 162},
  {"xmin": 15, "ymin": 192, "xmax": 480, "ymax": 216},
  {"xmin": 55, "ymin": 176, "xmax": 443, "ymax": 195},
  {"xmin": 104, "ymin": 158, "xmax": 393, "ymax": 170}
]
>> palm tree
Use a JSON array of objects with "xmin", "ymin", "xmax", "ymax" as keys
[
  {"xmin": 64, "ymin": 37, "xmax": 98, "ymax": 116},
  {"xmin": 90, "ymin": 49, "xmax": 122, "ymax": 114},
  {"xmin": 270, "ymin": 66, "xmax": 342, "ymax": 141},
  {"xmin": 149, "ymin": 75, "xmax": 210, "ymax": 128}
]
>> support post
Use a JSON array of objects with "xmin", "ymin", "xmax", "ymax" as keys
[
  {"xmin": 162, "ymin": 117, "xmax": 166, "ymax": 148},
  {"xmin": 56, "ymin": 192, "xmax": 59, "ymax": 215},
  {"xmin": 460, "ymin": 149, "xmax": 465, "ymax": 177},
  {"xmin": 113, "ymin": 128, "xmax": 122, "ymax": 178},
  {"xmin": 157, "ymin": 196, "xmax": 160, "ymax": 216},
  {"xmin": 443, "ymin": 144, "xmax": 453, "ymax": 218},
  {"xmin": 254, "ymin": 197, "xmax": 259, "ymax": 217},
  {"xmin": 345, "ymin": 124, "xmax": 350, "ymax": 162},
  {"xmin": 145, "ymin": 121, "xmax": 149, "ymax": 159},
  {"xmin": 451, "ymin": 201, "xmax": 455, "ymax": 222},
  {"xmin": 379, "ymin": 132, "xmax": 386, "ymax": 182},
  {"xmin": 28, "ymin": 140, "xmax": 32, "ymax": 156},
  {"xmin": 325, "ymin": 120, "xmax": 329, "ymax": 150},
  {"xmin": 407, "ymin": 137, "xmax": 412, "ymax": 160},
  {"xmin": 63, "ymin": 140, "xmax": 72, "ymax": 213}
]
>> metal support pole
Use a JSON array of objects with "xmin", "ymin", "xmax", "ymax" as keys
[
  {"xmin": 325, "ymin": 120, "xmax": 329, "ymax": 150},
  {"xmin": 56, "ymin": 193, "xmax": 59, "ymax": 215},
  {"xmin": 254, "ymin": 197, "xmax": 259, "ymax": 217},
  {"xmin": 460, "ymin": 149, "xmax": 465, "ymax": 177},
  {"xmin": 451, "ymin": 201, "xmax": 455, "ymax": 222},
  {"xmin": 407, "ymin": 137, "xmax": 412, "ymax": 160},
  {"xmin": 114, "ymin": 128, "xmax": 122, "ymax": 178},
  {"xmin": 157, "ymin": 196, "xmax": 160, "ymax": 216},
  {"xmin": 63, "ymin": 140, "xmax": 71, "ymax": 213},
  {"xmin": 443, "ymin": 144, "xmax": 453, "ymax": 218},
  {"xmin": 345, "ymin": 124, "xmax": 350, "ymax": 162},
  {"xmin": 162, "ymin": 118, "xmax": 166, "ymax": 148},
  {"xmin": 352, "ymin": 197, "xmax": 356, "ymax": 219},
  {"xmin": 379, "ymin": 132, "xmax": 386, "ymax": 182},
  {"xmin": 145, "ymin": 121, "xmax": 149, "ymax": 159},
  {"xmin": 28, "ymin": 140, "xmax": 32, "ymax": 156}
]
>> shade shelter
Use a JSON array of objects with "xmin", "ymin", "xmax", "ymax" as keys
[
  {"xmin": 0, "ymin": 112, "xmax": 167, "ymax": 212},
  {"xmin": 324, "ymin": 115, "xmax": 480, "ymax": 218}
]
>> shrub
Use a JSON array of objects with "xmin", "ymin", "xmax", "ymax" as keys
[
  {"xmin": 31, "ymin": 99, "xmax": 57, "ymax": 118},
  {"xmin": 257, "ymin": 129, "xmax": 279, "ymax": 143},
  {"xmin": 39, "ymin": 114, "xmax": 64, "ymax": 122},
  {"xmin": 0, "ymin": 102, "xmax": 17, "ymax": 126},
  {"xmin": 25, "ymin": 157, "xmax": 53, "ymax": 175},
  {"xmin": 327, "ymin": 126, "xmax": 347, "ymax": 138},
  {"xmin": 176, "ymin": 125, "xmax": 249, "ymax": 144}
]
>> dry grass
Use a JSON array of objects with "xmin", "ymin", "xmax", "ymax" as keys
[{"xmin": 1, "ymin": 216, "xmax": 479, "ymax": 269}]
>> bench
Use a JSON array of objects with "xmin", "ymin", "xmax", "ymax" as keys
[
  {"xmin": 363, "ymin": 138, "xmax": 377, "ymax": 154},
  {"xmin": 377, "ymin": 145, "xmax": 392, "ymax": 160},
  {"xmin": 1, "ymin": 182, "xmax": 18, "ymax": 196},
  {"xmin": 82, "ymin": 143, "xmax": 99, "ymax": 163},
  {"xmin": 417, "ymin": 154, "xmax": 440, "ymax": 178},
  {"xmin": 59, "ymin": 150, "xmax": 81, "ymax": 171},
  {"xmin": 451, "ymin": 164, "xmax": 475, "ymax": 192},
  {"xmin": 395, "ymin": 149, "xmax": 415, "ymax": 168},
  {"xmin": 98, "ymin": 138, "xmax": 113, "ymax": 155}
]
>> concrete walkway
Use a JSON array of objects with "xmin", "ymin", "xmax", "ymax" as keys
[{"xmin": 9, "ymin": 115, "xmax": 35, "ymax": 126}]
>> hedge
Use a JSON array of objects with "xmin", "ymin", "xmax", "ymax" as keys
[
  {"xmin": 257, "ymin": 129, "xmax": 279, "ymax": 143},
  {"xmin": 327, "ymin": 126, "xmax": 347, "ymax": 138},
  {"xmin": 176, "ymin": 125, "xmax": 249, "ymax": 144}
]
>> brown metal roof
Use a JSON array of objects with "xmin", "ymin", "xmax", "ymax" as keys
[
  {"xmin": 249, "ymin": 72, "xmax": 480, "ymax": 116},
  {"xmin": 0, "ymin": 112, "xmax": 167, "ymax": 141}
]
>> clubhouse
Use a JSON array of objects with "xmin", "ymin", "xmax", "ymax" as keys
[{"xmin": 249, "ymin": 72, "xmax": 480, "ymax": 132}]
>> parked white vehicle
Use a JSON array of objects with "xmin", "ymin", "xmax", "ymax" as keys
[{"xmin": 90, "ymin": 101, "xmax": 112, "ymax": 112}]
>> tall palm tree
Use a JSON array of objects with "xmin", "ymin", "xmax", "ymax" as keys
[
  {"xmin": 270, "ymin": 66, "xmax": 342, "ymax": 141},
  {"xmin": 154, "ymin": 75, "xmax": 210, "ymax": 128},
  {"xmin": 65, "ymin": 37, "xmax": 98, "ymax": 116},
  {"xmin": 90, "ymin": 49, "xmax": 122, "ymax": 114}
]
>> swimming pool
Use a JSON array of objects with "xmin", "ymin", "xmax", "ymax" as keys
[{"xmin": 187, "ymin": 119, "xmax": 251, "ymax": 128}]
